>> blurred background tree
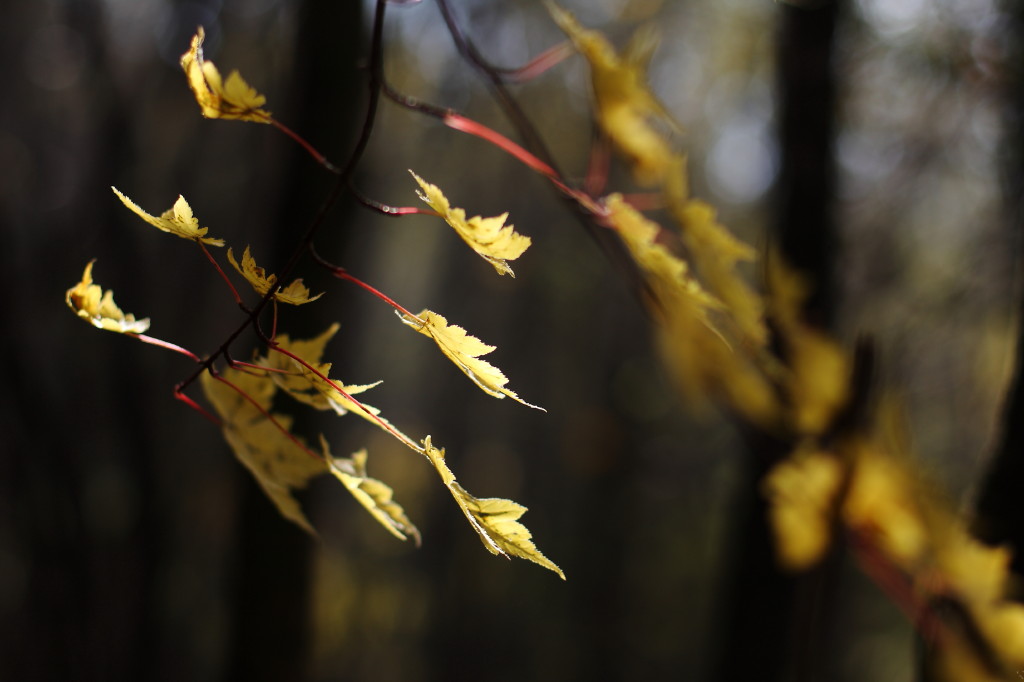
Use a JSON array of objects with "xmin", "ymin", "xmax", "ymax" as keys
[{"xmin": 1, "ymin": 0, "xmax": 1019, "ymax": 680}]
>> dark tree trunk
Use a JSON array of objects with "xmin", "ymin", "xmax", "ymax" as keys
[
  {"xmin": 972, "ymin": 0, "xmax": 1024, "ymax": 590},
  {"xmin": 224, "ymin": 2, "xmax": 363, "ymax": 681},
  {"xmin": 713, "ymin": 2, "xmax": 843, "ymax": 681}
]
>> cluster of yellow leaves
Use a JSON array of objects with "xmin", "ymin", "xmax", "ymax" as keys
[
  {"xmin": 235, "ymin": 324, "xmax": 563, "ymax": 577},
  {"xmin": 603, "ymin": 192, "xmax": 779, "ymax": 426},
  {"xmin": 65, "ymin": 261, "xmax": 151, "ymax": 334},
  {"xmin": 228, "ymin": 246, "xmax": 323, "ymax": 305},
  {"xmin": 399, "ymin": 309, "xmax": 543, "ymax": 410},
  {"xmin": 257, "ymin": 324, "xmax": 399, "ymax": 436},
  {"xmin": 200, "ymin": 363, "xmax": 419, "ymax": 542},
  {"xmin": 180, "ymin": 27, "xmax": 271, "ymax": 123},
  {"xmin": 549, "ymin": 5, "xmax": 777, "ymax": 427},
  {"xmin": 67, "ymin": 27, "xmax": 564, "ymax": 581},
  {"xmin": 765, "ymin": 434, "xmax": 1024, "ymax": 680},
  {"xmin": 112, "ymin": 187, "xmax": 224, "ymax": 246},
  {"xmin": 551, "ymin": 5, "xmax": 1024, "ymax": 673},
  {"xmin": 410, "ymin": 172, "xmax": 531, "ymax": 277},
  {"xmin": 112, "ymin": 190, "xmax": 325, "ymax": 308}
]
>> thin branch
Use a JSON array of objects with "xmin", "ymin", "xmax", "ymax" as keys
[
  {"xmin": 134, "ymin": 333, "xmax": 202, "ymax": 361},
  {"xmin": 198, "ymin": 239, "xmax": 243, "ymax": 305},
  {"xmin": 270, "ymin": 118, "xmax": 340, "ymax": 173}
]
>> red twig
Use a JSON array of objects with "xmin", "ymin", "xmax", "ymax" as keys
[
  {"xmin": 270, "ymin": 118, "xmax": 340, "ymax": 173},
  {"xmin": 497, "ymin": 41, "xmax": 575, "ymax": 82},
  {"xmin": 198, "ymin": 239, "xmax": 243, "ymax": 305},
  {"xmin": 174, "ymin": 385, "xmax": 221, "ymax": 426},
  {"xmin": 268, "ymin": 343, "xmax": 421, "ymax": 452},
  {"xmin": 213, "ymin": 372, "xmax": 324, "ymax": 461},
  {"xmin": 134, "ymin": 333, "xmax": 201, "ymax": 361},
  {"xmin": 311, "ymin": 247, "xmax": 420, "ymax": 319}
]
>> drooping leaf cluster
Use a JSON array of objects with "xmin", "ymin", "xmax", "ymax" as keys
[
  {"xmin": 546, "ymin": 4, "xmax": 1024, "ymax": 677},
  {"xmin": 66, "ymin": 26, "xmax": 561, "ymax": 579}
]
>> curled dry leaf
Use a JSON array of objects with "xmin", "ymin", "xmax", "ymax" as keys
[
  {"xmin": 323, "ymin": 437, "xmax": 421, "ymax": 545},
  {"xmin": 180, "ymin": 26, "xmax": 271, "ymax": 122},
  {"xmin": 421, "ymin": 437, "xmax": 564, "ymax": 579},
  {"xmin": 399, "ymin": 309, "xmax": 544, "ymax": 410},
  {"xmin": 66, "ymin": 261, "xmax": 151, "ymax": 334},
  {"xmin": 112, "ymin": 187, "xmax": 224, "ymax": 246},
  {"xmin": 410, "ymin": 171, "xmax": 531, "ymax": 277},
  {"xmin": 228, "ymin": 246, "xmax": 324, "ymax": 305}
]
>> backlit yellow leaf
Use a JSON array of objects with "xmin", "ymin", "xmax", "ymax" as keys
[
  {"xmin": 261, "ymin": 325, "xmax": 381, "ymax": 418},
  {"xmin": 260, "ymin": 326, "xmax": 416, "ymax": 449},
  {"xmin": 767, "ymin": 256, "xmax": 850, "ymax": 436},
  {"xmin": 227, "ymin": 246, "xmax": 324, "ymax": 305},
  {"xmin": 764, "ymin": 450, "xmax": 844, "ymax": 570},
  {"xmin": 421, "ymin": 436, "xmax": 564, "ymax": 579},
  {"xmin": 410, "ymin": 171, "xmax": 531, "ymax": 277},
  {"xmin": 112, "ymin": 187, "xmax": 224, "ymax": 246},
  {"xmin": 66, "ymin": 261, "xmax": 151, "ymax": 334},
  {"xmin": 323, "ymin": 437, "xmax": 420, "ymax": 545},
  {"xmin": 547, "ymin": 2, "xmax": 677, "ymax": 185},
  {"xmin": 180, "ymin": 27, "xmax": 271, "ymax": 123},
  {"xmin": 605, "ymin": 194, "xmax": 779, "ymax": 425},
  {"xmin": 842, "ymin": 448, "xmax": 928, "ymax": 566},
  {"xmin": 666, "ymin": 162, "xmax": 766, "ymax": 348},
  {"xmin": 200, "ymin": 367, "xmax": 325, "ymax": 533},
  {"xmin": 399, "ymin": 309, "xmax": 543, "ymax": 410}
]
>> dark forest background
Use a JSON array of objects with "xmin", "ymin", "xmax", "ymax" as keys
[{"xmin": 2, "ymin": 0, "xmax": 1022, "ymax": 680}]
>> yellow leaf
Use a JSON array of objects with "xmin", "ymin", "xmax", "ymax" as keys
[
  {"xmin": 605, "ymin": 194, "xmax": 779, "ymax": 425},
  {"xmin": 66, "ymin": 261, "xmax": 151, "ymax": 334},
  {"xmin": 410, "ymin": 171, "xmax": 531, "ymax": 277},
  {"xmin": 399, "ymin": 309, "xmax": 543, "ymax": 410},
  {"xmin": 323, "ymin": 437, "xmax": 420, "ymax": 544},
  {"xmin": 227, "ymin": 246, "xmax": 324, "ymax": 305},
  {"xmin": 767, "ymin": 256, "xmax": 850, "ymax": 436},
  {"xmin": 421, "ymin": 437, "xmax": 564, "ymax": 579},
  {"xmin": 666, "ymin": 162, "xmax": 766, "ymax": 348},
  {"xmin": 179, "ymin": 27, "xmax": 271, "ymax": 123},
  {"xmin": 764, "ymin": 450, "xmax": 844, "ymax": 570},
  {"xmin": 200, "ymin": 367, "xmax": 326, "ymax": 533},
  {"xmin": 260, "ymin": 326, "xmax": 417, "ymax": 449},
  {"xmin": 112, "ymin": 186, "xmax": 224, "ymax": 246},
  {"xmin": 546, "ymin": 2, "xmax": 677, "ymax": 185},
  {"xmin": 262, "ymin": 325, "xmax": 381, "ymax": 418},
  {"xmin": 842, "ymin": 448, "xmax": 928, "ymax": 566}
]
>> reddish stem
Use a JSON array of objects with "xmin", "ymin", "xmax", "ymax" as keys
[
  {"xmin": 198, "ymin": 239, "xmax": 243, "ymax": 305},
  {"xmin": 443, "ymin": 112, "xmax": 557, "ymax": 178},
  {"xmin": 584, "ymin": 135, "xmax": 611, "ymax": 197},
  {"xmin": 268, "ymin": 343, "xmax": 421, "ymax": 452},
  {"xmin": 443, "ymin": 113, "xmax": 604, "ymax": 213},
  {"xmin": 174, "ymin": 386, "xmax": 221, "ymax": 426},
  {"xmin": 134, "ymin": 333, "xmax": 201, "ymax": 361},
  {"xmin": 620, "ymin": 192, "xmax": 665, "ymax": 212},
  {"xmin": 270, "ymin": 118, "xmax": 340, "ymax": 173},
  {"xmin": 311, "ymin": 248, "xmax": 420, "ymax": 319},
  {"xmin": 270, "ymin": 299, "xmax": 279, "ymax": 341},
  {"xmin": 214, "ymin": 373, "xmax": 324, "ymax": 461},
  {"xmin": 351, "ymin": 185, "xmax": 434, "ymax": 216},
  {"xmin": 499, "ymin": 41, "xmax": 575, "ymax": 82},
  {"xmin": 227, "ymin": 359, "xmax": 296, "ymax": 375}
]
